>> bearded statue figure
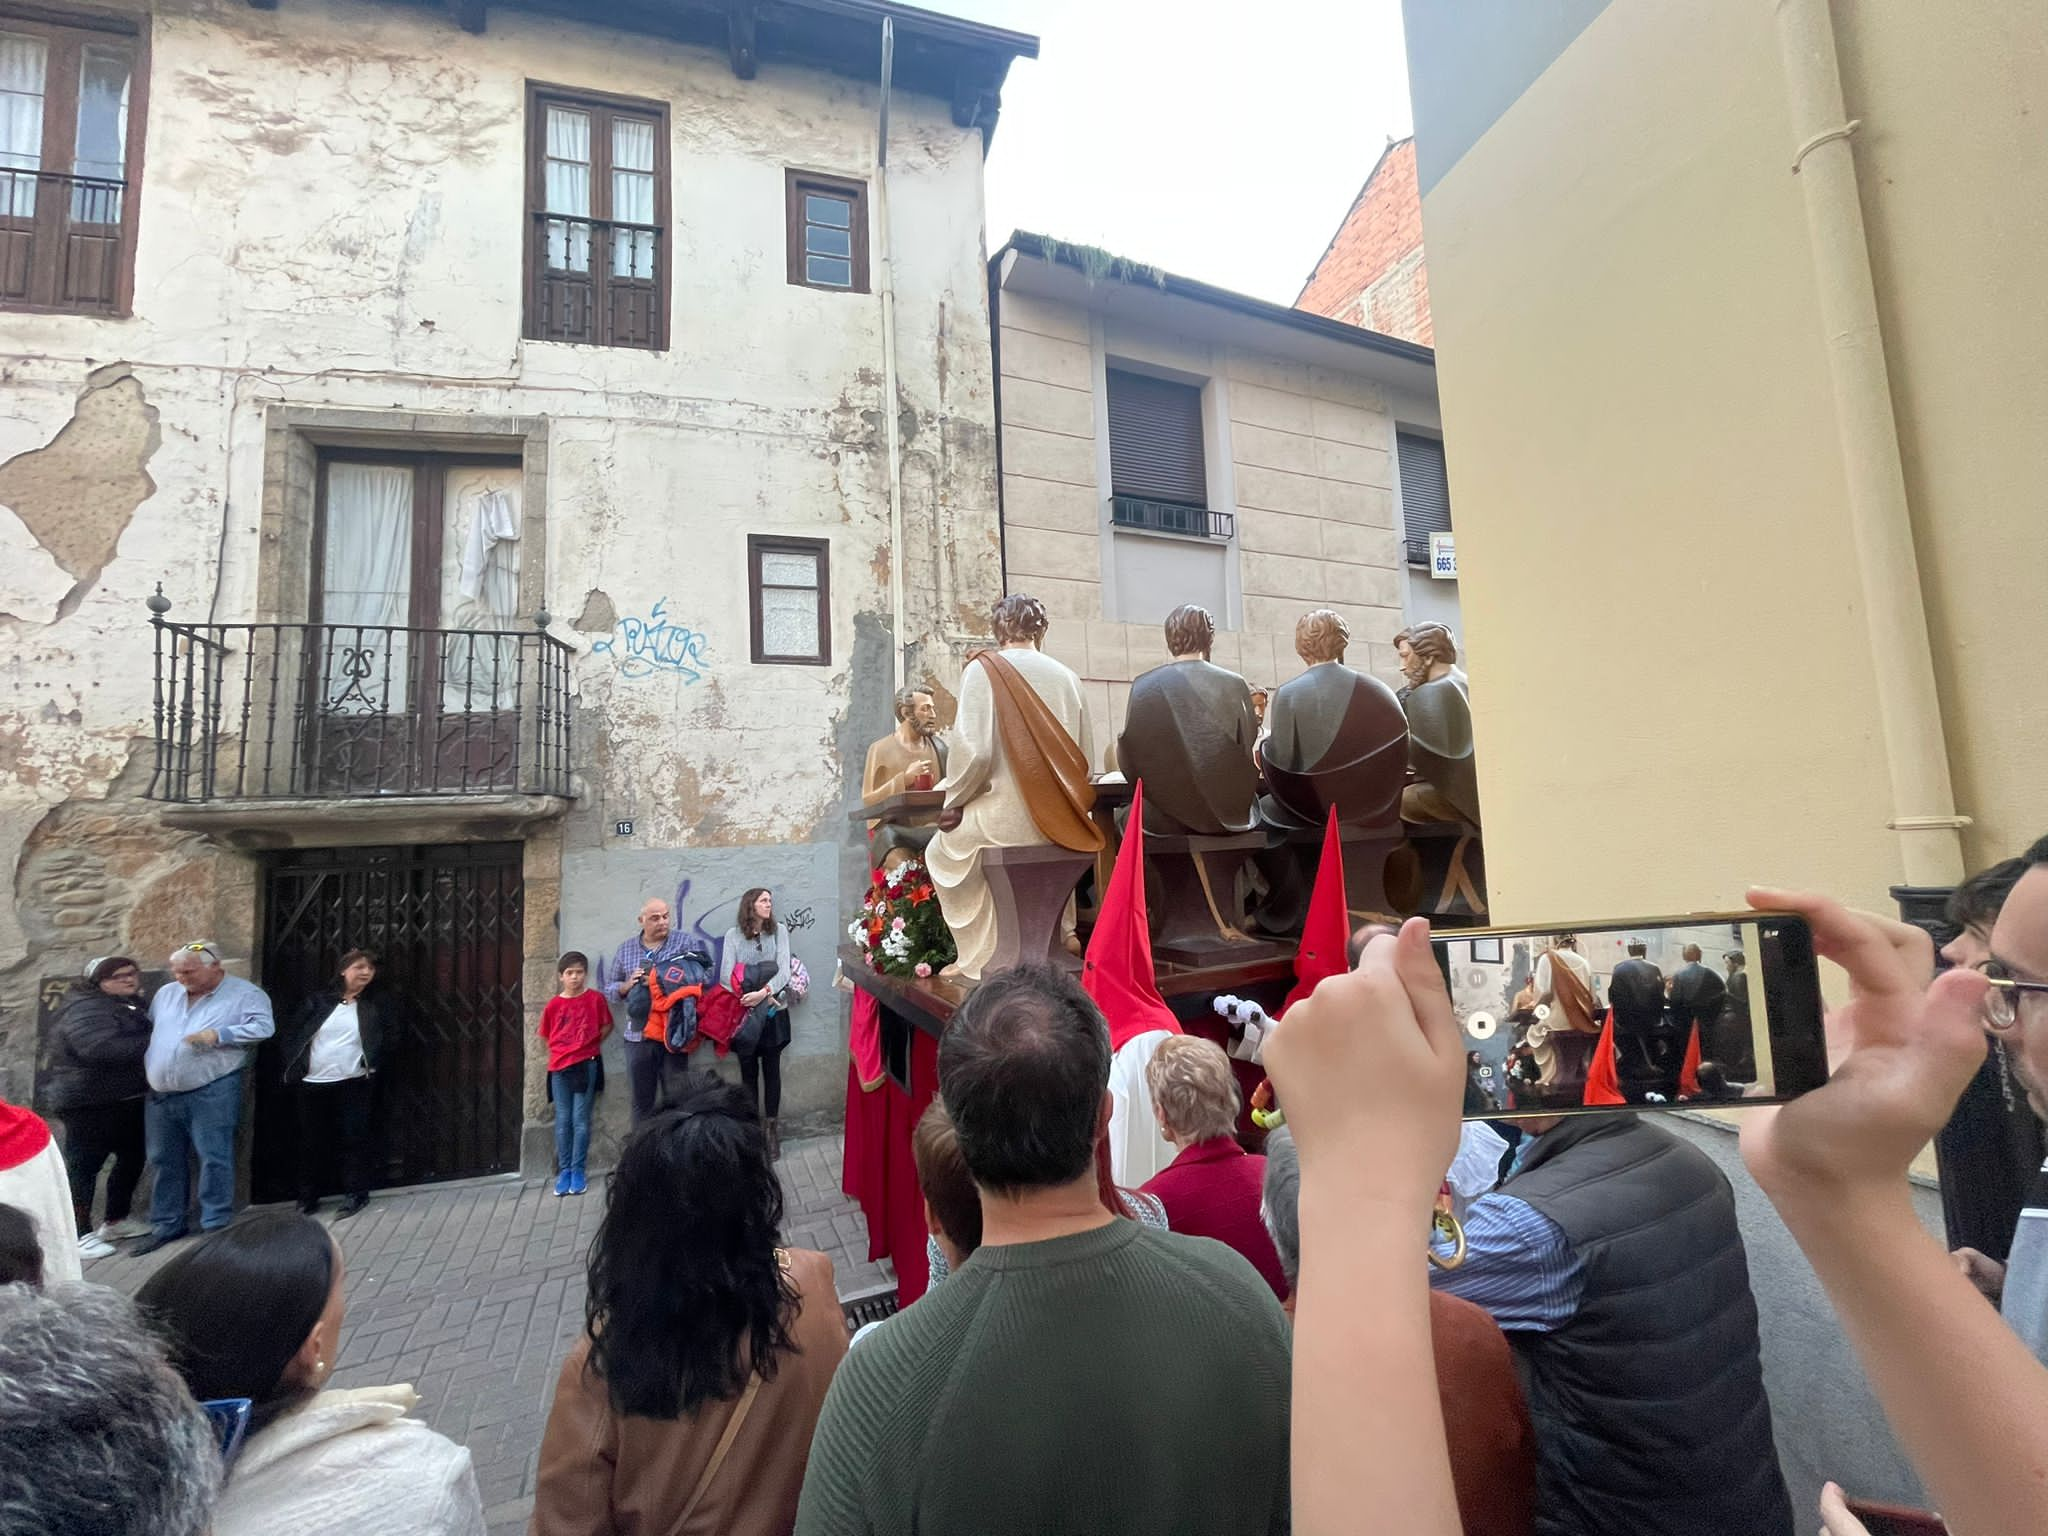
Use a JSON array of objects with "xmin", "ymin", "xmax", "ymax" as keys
[
  {"xmin": 1394, "ymin": 622, "xmax": 1480, "ymax": 828},
  {"xmin": 861, "ymin": 686, "xmax": 951, "ymax": 870}
]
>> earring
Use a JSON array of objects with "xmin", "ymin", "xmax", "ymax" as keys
[{"xmin": 315, "ymin": 1359, "xmax": 327, "ymax": 1378}]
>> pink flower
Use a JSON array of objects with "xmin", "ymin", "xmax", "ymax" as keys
[
  {"xmin": 914, "ymin": 962, "xmax": 933, "ymax": 978},
  {"xmin": 891, "ymin": 916, "xmax": 907, "ymax": 934}
]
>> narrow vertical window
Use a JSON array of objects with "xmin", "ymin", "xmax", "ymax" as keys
[
  {"xmin": 748, "ymin": 536, "xmax": 831, "ymax": 665},
  {"xmin": 525, "ymin": 85, "xmax": 667, "ymax": 349}
]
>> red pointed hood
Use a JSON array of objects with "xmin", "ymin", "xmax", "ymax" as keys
[
  {"xmin": 1082, "ymin": 781, "xmax": 1182, "ymax": 1053},
  {"xmin": 1583, "ymin": 1013, "xmax": 1626, "ymax": 1106},
  {"xmin": 0, "ymin": 1100, "xmax": 52, "ymax": 1173},
  {"xmin": 1281, "ymin": 807, "xmax": 1350, "ymax": 1015}
]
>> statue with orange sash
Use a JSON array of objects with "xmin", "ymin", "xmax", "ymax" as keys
[
  {"xmin": 1523, "ymin": 934, "xmax": 1602, "ymax": 1090},
  {"xmin": 925, "ymin": 593, "xmax": 1104, "ymax": 980}
]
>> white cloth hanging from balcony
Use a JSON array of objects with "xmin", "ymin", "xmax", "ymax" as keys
[{"xmin": 456, "ymin": 488, "xmax": 518, "ymax": 606}]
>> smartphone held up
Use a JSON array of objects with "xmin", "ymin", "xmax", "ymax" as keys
[{"xmin": 1433, "ymin": 913, "xmax": 1827, "ymax": 1121}]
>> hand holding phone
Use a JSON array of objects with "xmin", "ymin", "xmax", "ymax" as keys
[{"xmin": 1737, "ymin": 888, "xmax": 1990, "ymax": 1205}]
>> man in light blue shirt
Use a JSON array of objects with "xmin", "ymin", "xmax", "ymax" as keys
[{"xmin": 136, "ymin": 941, "xmax": 274, "ymax": 1254}]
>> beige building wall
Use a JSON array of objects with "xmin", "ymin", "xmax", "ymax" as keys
[
  {"xmin": 1402, "ymin": 0, "xmax": 2047, "ymax": 924},
  {"xmin": 994, "ymin": 273, "xmax": 1432, "ymax": 761}
]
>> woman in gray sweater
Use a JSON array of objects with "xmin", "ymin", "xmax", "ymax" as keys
[{"xmin": 722, "ymin": 889, "xmax": 793, "ymax": 1156}]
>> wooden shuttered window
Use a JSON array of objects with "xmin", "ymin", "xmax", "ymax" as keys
[
  {"xmin": 1396, "ymin": 430, "xmax": 1451, "ymax": 566},
  {"xmin": 523, "ymin": 84, "xmax": 668, "ymax": 350},
  {"xmin": 1106, "ymin": 369, "xmax": 1207, "ymax": 509}
]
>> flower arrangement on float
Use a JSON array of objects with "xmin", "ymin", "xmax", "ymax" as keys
[{"xmin": 847, "ymin": 859, "xmax": 956, "ymax": 979}]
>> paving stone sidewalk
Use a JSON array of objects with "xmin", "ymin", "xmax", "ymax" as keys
[{"xmin": 91, "ymin": 1132, "xmax": 889, "ymax": 1535}]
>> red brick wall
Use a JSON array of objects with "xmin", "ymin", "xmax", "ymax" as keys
[{"xmin": 1295, "ymin": 138, "xmax": 1433, "ymax": 347}]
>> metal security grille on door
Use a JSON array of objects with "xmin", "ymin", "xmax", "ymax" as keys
[
  {"xmin": 1397, "ymin": 431, "xmax": 1452, "ymax": 567},
  {"xmin": 1107, "ymin": 369, "xmax": 1208, "ymax": 508},
  {"xmin": 254, "ymin": 843, "xmax": 526, "ymax": 1200}
]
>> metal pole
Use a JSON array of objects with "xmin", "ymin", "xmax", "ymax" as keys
[
  {"xmin": 1772, "ymin": 0, "xmax": 1967, "ymax": 889},
  {"xmin": 877, "ymin": 15, "xmax": 907, "ymax": 691}
]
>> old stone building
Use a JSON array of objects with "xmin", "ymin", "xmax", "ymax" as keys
[
  {"xmin": 0, "ymin": 0, "xmax": 1034, "ymax": 1180},
  {"xmin": 990, "ymin": 231, "xmax": 1458, "ymax": 747}
]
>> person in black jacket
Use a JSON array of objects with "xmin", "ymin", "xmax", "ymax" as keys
[
  {"xmin": 278, "ymin": 950, "xmax": 394, "ymax": 1219},
  {"xmin": 46, "ymin": 956, "xmax": 154, "ymax": 1260}
]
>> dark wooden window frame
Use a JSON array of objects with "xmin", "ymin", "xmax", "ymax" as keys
[
  {"xmin": 309, "ymin": 448, "xmax": 523, "ymax": 633},
  {"xmin": 522, "ymin": 80, "xmax": 670, "ymax": 351},
  {"xmin": 784, "ymin": 168, "xmax": 869, "ymax": 294},
  {"xmin": 747, "ymin": 534, "xmax": 831, "ymax": 666},
  {"xmin": 0, "ymin": 2, "xmax": 149, "ymax": 317}
]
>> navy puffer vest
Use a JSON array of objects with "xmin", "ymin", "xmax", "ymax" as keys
[{"xmin": 1505, "ymin": 1116, "xmax": 1793, "ymax": 1536}]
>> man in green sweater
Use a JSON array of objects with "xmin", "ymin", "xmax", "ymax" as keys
[{"xmin": 796, "ymin": 965, "xmax": 1292, "ymax": 1534}]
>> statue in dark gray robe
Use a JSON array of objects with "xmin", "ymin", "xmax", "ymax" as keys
[
  {"xmin": 1395, "ymin": 622, "xmax": 1481, "ymax": 827},
  {"xmin": 1117, "ymin": 605, "xmax": 1258, "ymax": 836},
  {"xmin": 1257, "ymin": 609, "xmax": 1409, "ymax": 833}
]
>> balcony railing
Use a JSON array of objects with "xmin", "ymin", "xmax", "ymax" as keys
[
  {"xmin": 0, "ymin": 170, "xmax": 128, "ymax": 314},
  {"xmin": 1109, "ymin": 495, "xmax": 1234, "ymax": 541},
  {"xmin": 147, "ymin": 601, "xmax": 575, "ymax": 804},
  {"xmin": 529, "ymin": 211, "xmax": 664, "ymax": 348}
]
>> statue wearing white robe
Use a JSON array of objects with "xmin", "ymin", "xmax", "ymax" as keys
[{"xmin": 925, "ymin": 644, "xmax": 1094, "ymax": 980}]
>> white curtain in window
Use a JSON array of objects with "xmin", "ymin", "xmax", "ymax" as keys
[
  {"xmin": 611, "ymin": 118, "xmax": 655, "ymax": 280},
  {"xmin": 71, "ymin": 46, "xmax": 129, "ymax": 223},
  {"xmin": 544, "ymin": 106, "xmax": 591, "ymax": 272},
  {"xmin": 442, "ymin": 476, "xmax": 522, "ymax": 711},
  {"xmin": 320, "ymin": 464, "xmax": 413, "ymax": 713},
  {"xmin": 0, "ymin": 32, "xmax": 47, "ymax": 219}
]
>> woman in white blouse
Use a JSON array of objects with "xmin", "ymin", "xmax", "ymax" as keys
[{"xmin": 279, "ymin": 950, "xmax": 394, "ymax": 1220}]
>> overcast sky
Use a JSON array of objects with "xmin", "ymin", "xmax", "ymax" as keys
[{"xmin": 935, "ymin": 0, "xmax": 1416, "ymax": 306}]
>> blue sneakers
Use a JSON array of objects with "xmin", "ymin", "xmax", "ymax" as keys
[
  {"xmin": 553, "ymin": 1171, "xmax": 570, "ymax": 1197},
  {"xmin": 567, "ymin": 1170, "xmax": 588, "ymax": 1196}
]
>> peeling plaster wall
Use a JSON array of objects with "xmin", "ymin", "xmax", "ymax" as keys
[{"xmin": 0, "ymin": 0, "xmax": 1003, "ymax": 1132}]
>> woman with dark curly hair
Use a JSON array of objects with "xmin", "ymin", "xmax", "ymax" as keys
[{"xmin": 533, "ymin": 1081, "xmax": 847, "ymax": 1535}]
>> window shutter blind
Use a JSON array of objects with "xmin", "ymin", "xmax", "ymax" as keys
[
  {"xmin": 1107, "ymin": 370, "xmax": 1208, "ymax": 507},
  {"xmin": 1397, "ymin": 431, "xmax": 1451, "ymax": 563}
]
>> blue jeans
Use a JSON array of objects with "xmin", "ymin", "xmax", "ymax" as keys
[
  {"xmin": 145, "ymin": 1070, "xmax": 245, "ymax": 1238},
  {"xmin": 551, "ymin": 1061, "xmax": 596, "ymax": 1179}
]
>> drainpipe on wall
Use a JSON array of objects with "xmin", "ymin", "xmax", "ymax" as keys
[
  {"xmin": 1772, "ymin": 0, "xmax": 1967, "ymax": 898},
  {"xmin": 876, "ymin": 17, "xmax": 908, "ymax": 692}
]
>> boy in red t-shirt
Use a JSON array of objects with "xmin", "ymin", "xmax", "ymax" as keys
[{"xmin": 538, "ymin": 952, "xmax": 611, "ymax": 1196}]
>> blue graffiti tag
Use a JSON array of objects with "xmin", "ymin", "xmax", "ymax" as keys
[{"xmin": 592, "ymin": 599, "xmax": 710, "ymax": 683}]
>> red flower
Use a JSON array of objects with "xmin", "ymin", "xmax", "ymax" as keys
[{"xmin": 909, "ymin": 886, "xmax": 932, "ymax": 906}]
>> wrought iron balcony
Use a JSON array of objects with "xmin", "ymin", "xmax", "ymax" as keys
[
  {"xmin": 146, "ymin": 597, "xmax": 575, "ymax": 804},
  {"xmin": 0, "ymin": 170, "xmax": 129, "ymax": 315},
  {"xmin": 1109, "ymin": 495, "xmax": 1234, "ymax": 541}
]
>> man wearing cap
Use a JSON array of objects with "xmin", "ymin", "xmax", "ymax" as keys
[{"xmin": 137, "ymin": 942, "xmax": 275, "ymax": 1255}]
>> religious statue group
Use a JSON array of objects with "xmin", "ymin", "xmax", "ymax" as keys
[{"xmin": 862, "ymin": 593, "xmax": 1484, "ymax": 981}]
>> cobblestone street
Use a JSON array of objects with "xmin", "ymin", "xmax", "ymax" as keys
[{"xmin": 91, "ymin": 1133, "xmax": 888, "ymax": 1535}]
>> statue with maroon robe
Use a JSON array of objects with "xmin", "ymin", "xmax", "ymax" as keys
[
  {"xmin": 1257, "ymin": 608, "xmax": 1409, "ymax": 832},
  {"xmin": 925, "ymin": 594, "xmax": 1103, "ymax": 980},
  {"xmin": 1117, "ymin": 604, "xmax": 1258, "ymax": 836}
]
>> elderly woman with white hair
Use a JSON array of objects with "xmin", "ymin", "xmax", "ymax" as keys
[{"xmin": 1136, "ymin": 1034, "xmax": 1289, "ymax": 1300}]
